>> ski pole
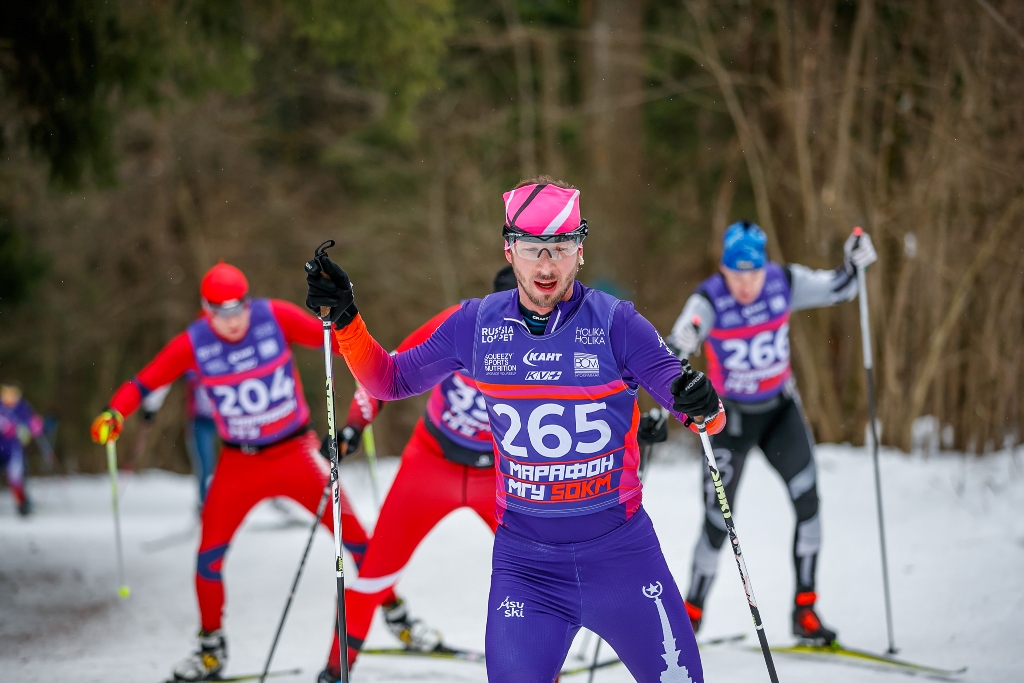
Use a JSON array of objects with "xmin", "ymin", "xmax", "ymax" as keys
[
  {"xmin": 637, "ymin": 408, "xmax": 667, "ymax": 481},
  {"xmin": 853, "ymin": 226, "xmax": 897, "ymax": 654},
  {"xmin": 35, "ymin": 434, "xmax": 56, "ymax": 473},
  {"xmin": 575, "ymin": 629, "xmax": 594, "ymax": 661},
  {"xmin": 362, "ymin": 423, "xmax": 381, "ymax": 510},
  {"xmin": 587, "ymin": 637, "xmax": 603, "ymax": 683},
  {"xmin": 129, "ymin": 417, "xmax": 154, "ymax": 471},
  {"xmin": 105, "ymin": 440, "xmax": 130, "ymax": 599},
  {"xmin": 687, "ymin": 378, "xmax": 779, "ymax": 683},
  {"xmin": 259, "ymin": 483, "xmax": 331, "ymax": 683},
  {"xmin": 305, "ymin": 239, "xmax": 351, "ymax": 683}
]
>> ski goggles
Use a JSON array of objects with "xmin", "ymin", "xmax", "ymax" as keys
[
  {"xmin": 506, "ymin": 234, "xmax": 583, "ymax": 261},
  {"xmin": 203, "ymin": 296, "xmax": 251, "ymax": 319},
  {"xmin": 503, "ymin": 218, "xmax": 587, "ymax": 261}
]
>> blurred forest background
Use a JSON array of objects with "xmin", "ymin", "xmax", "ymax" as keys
[{"xmin": 1, "ymin": 0, "xmax": 1022, "ymax": 474}]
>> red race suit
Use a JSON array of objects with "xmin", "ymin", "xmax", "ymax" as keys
[
  {"xmin": 107, "ymin": 298, "xmax": 388, "ymax": 662},
  {"xmin": 339, "ymin": 305, "xmax": 497, "ymax": 668}
]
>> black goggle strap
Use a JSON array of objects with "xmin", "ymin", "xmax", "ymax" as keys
[
  {"xmin": 504, "ymin": 218, "xmax": 588, "ymax": 244},
  {"xmin": 506, "ymin": 183, "xmax": 548, "ymax": 232}
]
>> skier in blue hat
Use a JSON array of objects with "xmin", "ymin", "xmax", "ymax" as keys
[{"xmin": 666, "ymin": 220, "xmax": 877, "ymax": 644}]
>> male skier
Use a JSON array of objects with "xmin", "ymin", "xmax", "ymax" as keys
[
  {"xmin": 89, "ymin": 262, "xmax": 415, "ymax": 681},
  {"xmin": 317, "ymin": 266, "xmax": 517, "ymax": 682},
  {"xmin": 305, "ymin": 176, "xmax": 725, "ymax": 683},
  {"xmin": 0, "ymin": 383, "xmax": 45, "ymax": 516},
  {"xmin": 666, "ymin": 220, "xmax": 877, "ymax": 644}
]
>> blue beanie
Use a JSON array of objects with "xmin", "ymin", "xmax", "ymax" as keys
[{"xmin": 721, "ymin": 221, "xmax": 767, "ymax": 271}]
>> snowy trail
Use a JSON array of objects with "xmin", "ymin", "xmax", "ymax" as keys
[{"xmin": 1, "ymin": 442, "xmax": 1022, "ymax": 683}]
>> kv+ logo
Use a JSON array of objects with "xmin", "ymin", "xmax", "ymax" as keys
[
  {"xmin": 525, "ymin": 370, "xmax": 562, "ymax": 381},
  {"xmin": 498, "ymin": 596, "xmax": 525, "ymax": 618}
]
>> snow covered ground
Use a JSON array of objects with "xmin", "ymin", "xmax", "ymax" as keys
[{"xmin": 2, "ymin": 441, "xmax": 1022, "ymax": 683}]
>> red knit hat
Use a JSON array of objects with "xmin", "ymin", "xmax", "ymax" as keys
[{"xmin": 200, "ymin": 262, "xmax": 249, "ymax": 305}]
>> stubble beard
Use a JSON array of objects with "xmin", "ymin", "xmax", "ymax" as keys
[{"xmin": 511, "ymin": 257, "xmax": 578, "ymax": 310}]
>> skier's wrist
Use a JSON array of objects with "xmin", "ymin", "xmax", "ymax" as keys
[
  {"xmin": 842, "ymin": 257, "xmax": 855, "ymax": 277},
  {"xmin": 332, "ymin": 312, "xmax": 368, "ymax": 349},
  {"xmin": 334, "ymin": 302, "xmax": 359, "ymax": 330}
]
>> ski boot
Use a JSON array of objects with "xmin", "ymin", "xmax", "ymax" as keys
[
  {"xmin": 16, "ymin": 497, "xmax": 32, "ymax": 517},
  {"xmin": 684, "ymin": 600, "xmax": 703, "ymax": 634},
  {"xmin": 172, "ymin": 629, "xmax": 227, "ymax": 681},
  {"xmin": 792, "ymin": 592, "xmax": 837, "ymax": 645},
  {"xmin": 383, "ymin": 597, "xmax": 442, "ymax": 652}
]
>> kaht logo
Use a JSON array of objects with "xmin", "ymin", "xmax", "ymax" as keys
[
  {"xmin": 497, "ymin": 596, "xmax": 524, "ymax": 618},
  {"xmin": 523, "ymin": 348, "xmax": 563, "ymax": 366}
]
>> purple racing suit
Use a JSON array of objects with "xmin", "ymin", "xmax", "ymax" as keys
[
  {"xmin": 337, "ymin": 282, "xmax": 705, "ymax": 683},
  {"xmin": 0, "ymin": 397, "xmax": 43, "ymax": 507}
]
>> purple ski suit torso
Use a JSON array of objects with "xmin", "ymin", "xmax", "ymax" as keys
[{"xmin": 355, "ymin": 282, "xmax": 688, "ymax": 543}]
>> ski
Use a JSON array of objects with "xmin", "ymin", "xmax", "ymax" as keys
[
  {"xmin": 360, "ymin": 644, "xmax": 485, "ymax": 663},
  {"xmin": 362, "ymin": 633, "xmax": 745, "ymax": 673},
  {"xmin": 161, "ymin": 666, "xmax": 301, "ymax": 682},
  {"xmin": 560, "ymin": 633, "xmax": 746, "ymax": 676},
  {"xmin": 560, "ymin": 658, "xmax": 620, "ymax": 677},
  {"xmin": 698, "ymin": 632, "xmax": 747, "ymax": 647},
  {"xmin": 768, "ymin": 643, "xmax": 967, "ymax": 678}
]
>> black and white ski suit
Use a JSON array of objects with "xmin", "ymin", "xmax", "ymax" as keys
[{"xmin": 666, "ymin": 262, "xmax": 860, "ymax": 609}]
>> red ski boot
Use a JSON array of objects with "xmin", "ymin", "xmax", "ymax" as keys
[
  {"xmin": 684, "ymin": 600, "xmax": 703, "ymax": 634},
  {"xmin": 792, "ymin": 591, "xmax": 837, "ymax": 645}
]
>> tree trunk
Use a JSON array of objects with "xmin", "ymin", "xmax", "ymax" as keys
[{"xmin": 501, "ymin": 0, "xmax": 537, "ymax": 178}]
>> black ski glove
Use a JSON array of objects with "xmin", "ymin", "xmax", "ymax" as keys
[
  {"xmin": 637, "ymin": 408, "xmax": 668, "ymax": 446},
  {"xmin": 305, "ymin": 251, "xmax": 358, "ymax": 329},
  {"xmin": 670, "ymin": 360, "xmax": 720, "ymax": 419},
  {"xmin": 320, "ymin": 426, "xmax": 362, "ymax": 461}
]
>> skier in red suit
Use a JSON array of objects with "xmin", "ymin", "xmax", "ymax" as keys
[
  {"xmin": 90, "ymin": 263, "xmax": 414, "ymax": 682},
  {"xmin": 318, "ymin": 267, "xmax": 517, "ymax": 682}
]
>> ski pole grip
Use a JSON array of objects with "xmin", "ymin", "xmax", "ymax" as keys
[
  {"xmin": 306, "ymin": 239, "xmax": 338, "ymax": 322},
  {"xmin": 853, "ymin": 225, "xmax": 863, "ymax": 248},
  {"xmin": 679, "ymin": 359, "xmax": 706, "ymax": 427}
]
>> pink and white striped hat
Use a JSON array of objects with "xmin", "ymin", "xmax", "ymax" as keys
[{"xmin": 502, "ymin": 183, "xmax": 585, "ymax": 238}]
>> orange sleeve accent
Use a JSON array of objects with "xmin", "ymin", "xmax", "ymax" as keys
[
  {"xmin": 333, "ymin": 314, "xmax": 397, "ymax": 398},
  {"xmin": 342, "ymin": 304, "xmax": 459, "ymax": 427}
]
